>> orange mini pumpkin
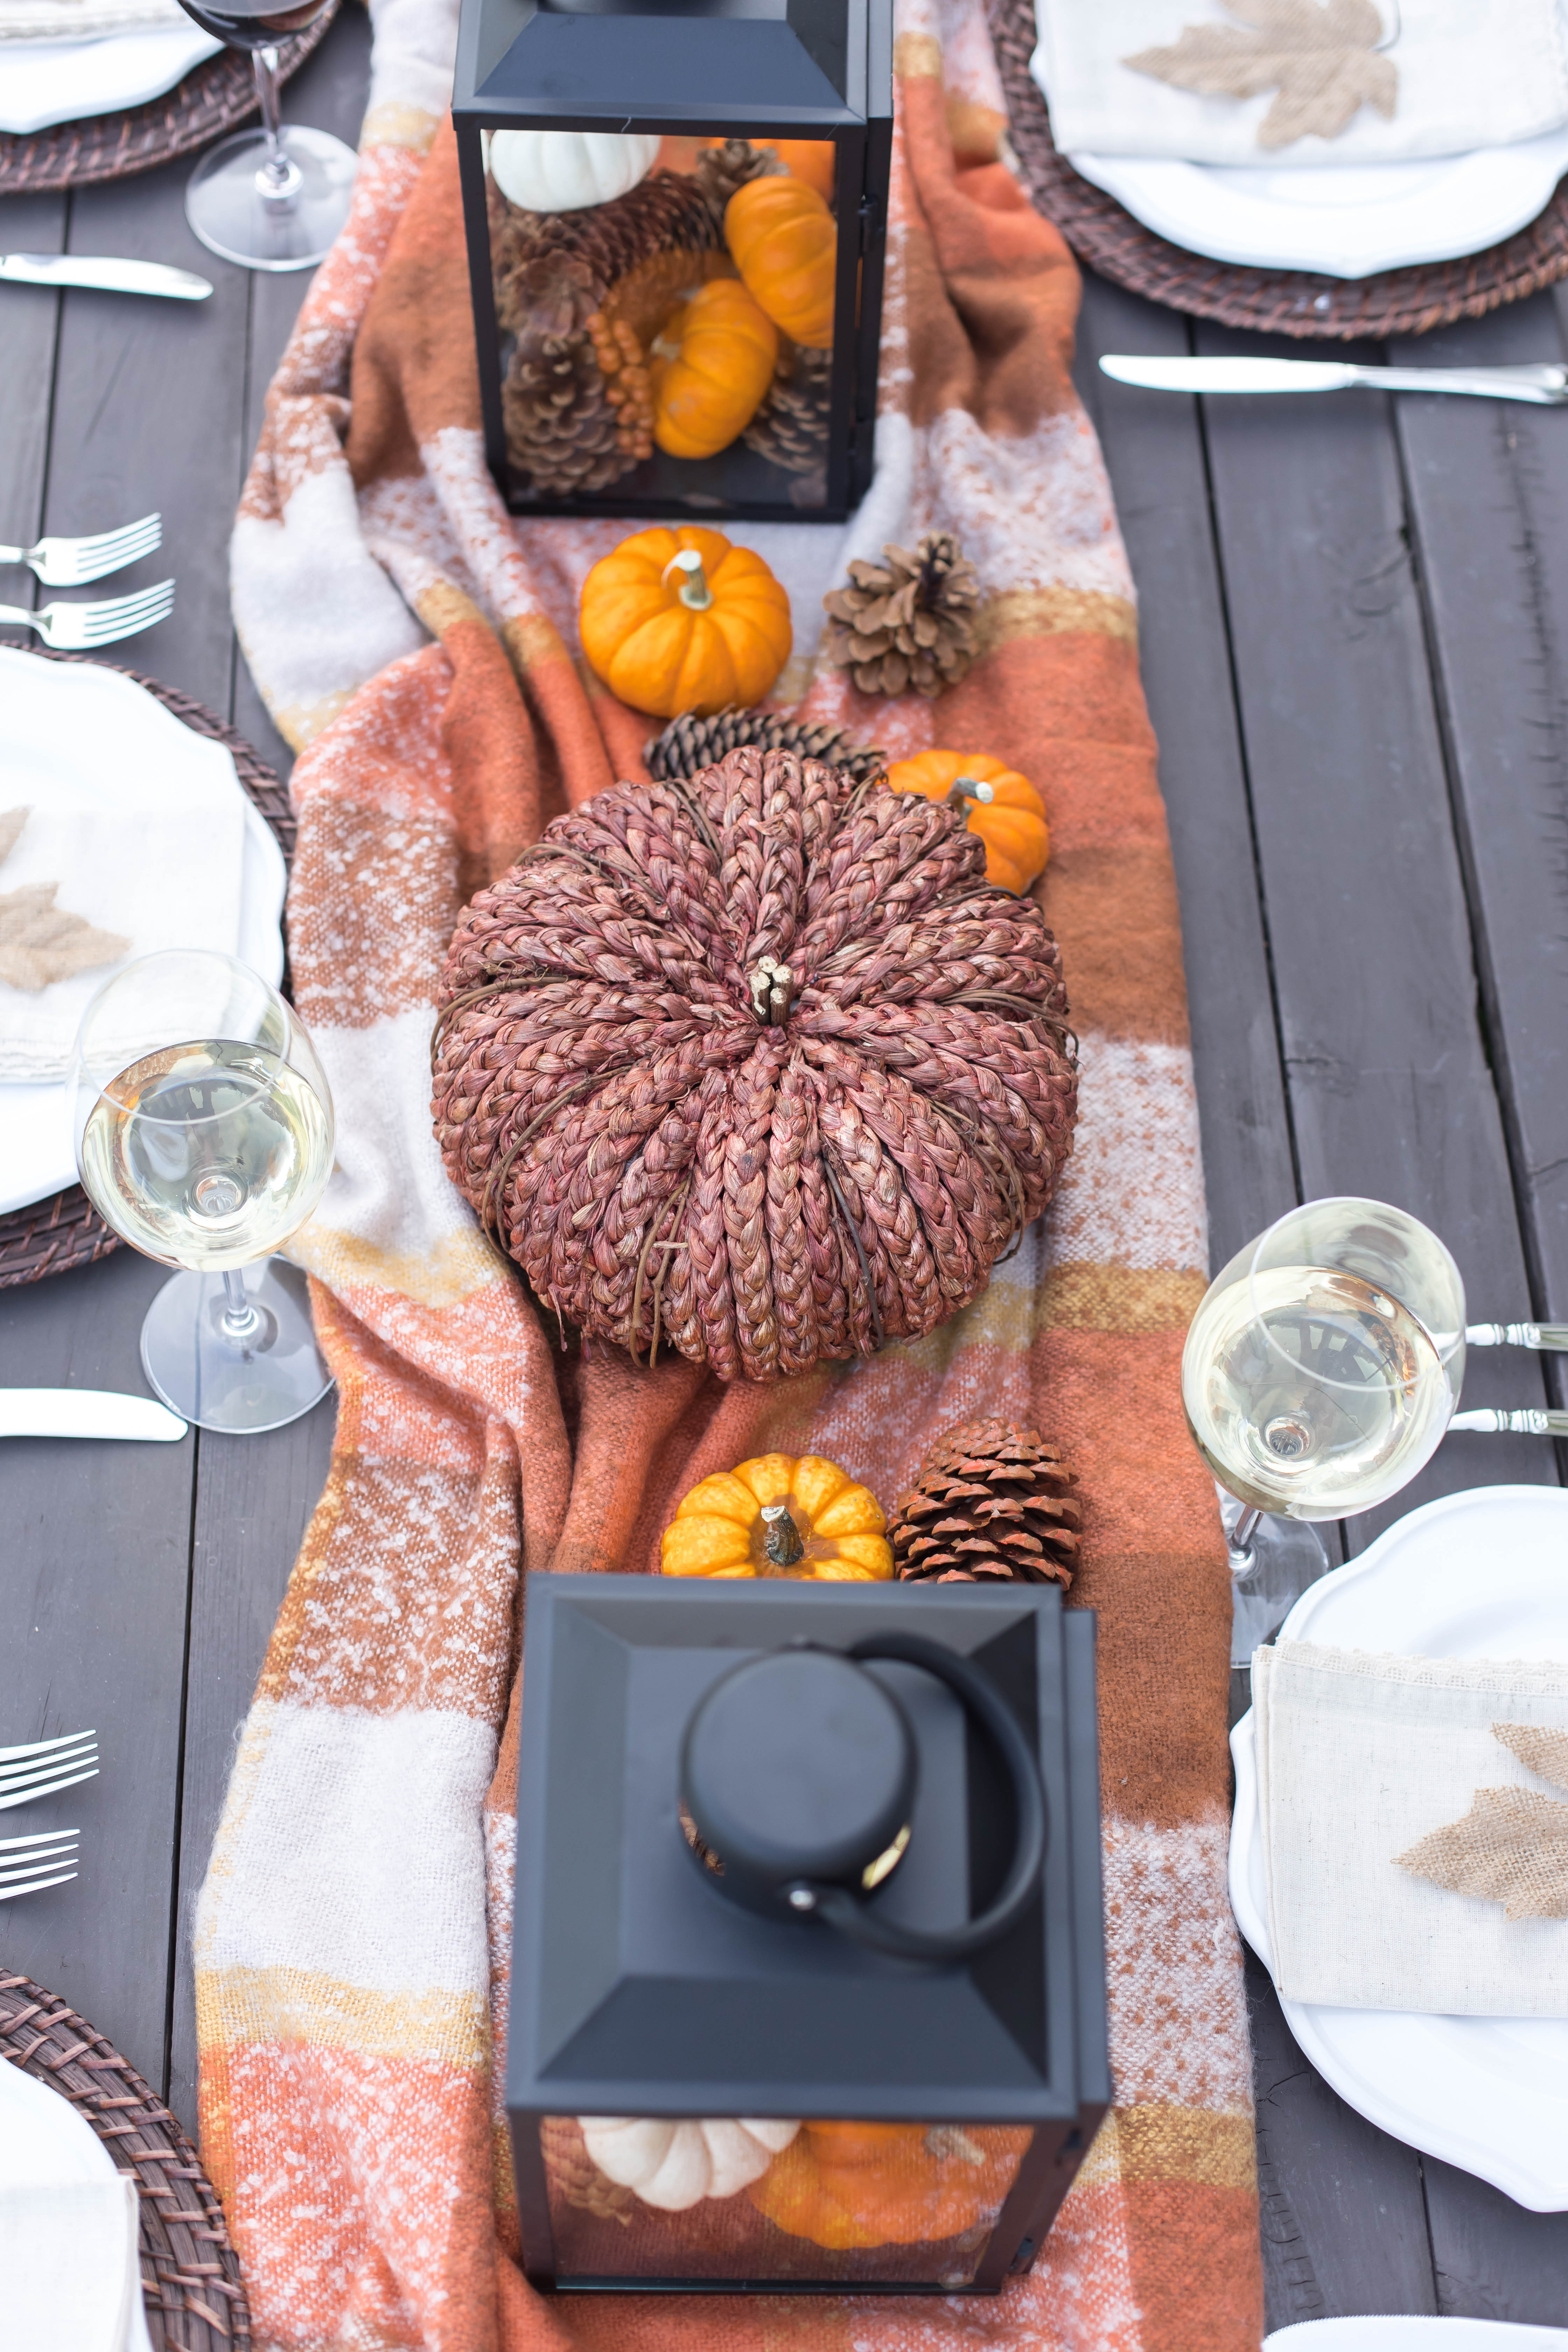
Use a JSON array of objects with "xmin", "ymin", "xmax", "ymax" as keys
[
  {"xmin": 724, "ymin": 175, "xmax": 837, "ymax": 349},
  {"xmin": 748, "ymin": 2120, "xmax": 1032, "ymax": 2249},
  {"xmin": 652, "ymin": 281, "xmax": 778, "ymax": 462},
  {"xmin": 765, "ymin": 139, "xmax": 837, "ymax": 199},
  {"xmin": 660, "ymin": 1452, "xmax": 892, "ymax": 1582},
  {"xmin": 579, "ymin": 526, "xmax": 792, "ymax": 719},
  {"xmin": 884, "ymin": 751, "xmax": 1050, "ymax": 895}
]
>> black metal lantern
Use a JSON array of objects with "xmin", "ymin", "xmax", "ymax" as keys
[
  {"xmin": 507, "ymin": 1574, "xmax": 1109, "ymax": 2293},
  {"xmin": 453, "ymin": 0, "xmax": 893, "ymax": 520}
]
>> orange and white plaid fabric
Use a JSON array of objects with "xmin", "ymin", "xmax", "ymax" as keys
[{"xmin": 197, "ymin": 1, "xmax": 1262, "ymax": 2345}]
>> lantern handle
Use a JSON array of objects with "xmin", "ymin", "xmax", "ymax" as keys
[{"xmin": 797, "ymin": 1631, "xmax": 1047, "ymax": 1965}]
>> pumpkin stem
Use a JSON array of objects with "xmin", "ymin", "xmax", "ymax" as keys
[
  {"xmin": 760, "ymin": 1502, "xmax": 806, "ymax": 1567},
  {"xmin": 748, "ymin": 955, "xmax": 794, "ymax": 1025},
  {"xmin": 946, "ymin": 775, "xmax": 994, "ymax": 811},
  {"xmin": 662, "ymin": 547, "xmax": 714, "ymax": 611}
]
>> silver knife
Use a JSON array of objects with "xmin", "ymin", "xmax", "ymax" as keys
[
  {"xmin": 1099, "ymin": 354, "xmax": 1568, "ymax": 405},
  {"xmin": 0, "ymin": 255, "xmax": 213, "ymax": 302},
  {"xmin": 0, "ymin": 1389, "xmax": 187, "ymax": 1441}
]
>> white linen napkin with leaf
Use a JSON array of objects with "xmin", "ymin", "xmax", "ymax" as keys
[
  {"xmin": 1254, "ymin": 1639, "xmax": 1568, "ymax": 2014},
  {"xmin": 0, "ymin": 767, "xmax": 245, "ymax": 1084},
  {"xmin": 1033, "ymin": 0, "xmax": 1568, "ymax": 164}
]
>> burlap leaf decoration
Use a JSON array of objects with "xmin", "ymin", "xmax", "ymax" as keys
[
  {"xmin": 1124, "ymin": 0, "xmax": 1398, "ymax": 152},
  {"xmin": 0, "ymin": 807, "xmax": 130, "ymax": 994},
  {"xmin": 1394, "ymin": 1722, "xmax": 1568, "ymax": 1920}
]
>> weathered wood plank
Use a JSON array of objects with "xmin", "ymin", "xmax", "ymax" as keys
[
  {"xmin": 1194, "ymin": 323, "xmax": 1555, "ymax": 1544},
  {"xmin": 47, "ymin": 159, "xmax": 251, "ymax": 712},
  {"xmin": 163, "ymin": 5, "xmax": 370, "ymax": 2133},
  {"xmin": 1073, "ymin": 274, "xmax": 1299, "ymax": 1275},
  {"xmin": 1246, "ymin": 1948, "xmax": 1436, "ymax": 2331},
  {"xmin": 1422, "ymin": 2155, "xmax": 1568, "ymax": 2321},
  {"xmin": 0, "ymin": 1248, "xmax": 193, "ymax": 2090},
  {"xmin": 0, "ymin": 191, "xmax": 65, "ymax": 564},
  {"xmin": 1391, "ymin": 295, "xmax": 1568, "ymax": 1384}
]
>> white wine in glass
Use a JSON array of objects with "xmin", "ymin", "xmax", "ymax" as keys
[
  {"xmin": 72, "ymin": 953, "xmax": 336, "ymax": 1434},
  {"xmin": 1182, "ymin": 1198, "xmax": 1466, "ymax": 1586}
]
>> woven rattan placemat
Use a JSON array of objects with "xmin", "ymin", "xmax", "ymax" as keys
[
  {"xmin": 989, "ymin": 0, "xmax": 1568, "ymax": 339},
  {"xmin": 0, "ymin": 1971, "xmax": 248, "ymax": 2350},
  {"xmin": 0, "ymin": 1, "xmax": 336, "ymax": 194},
  {"xmin": 0, "ymin": 646, "xmax": 292, "ymax": 1290}
]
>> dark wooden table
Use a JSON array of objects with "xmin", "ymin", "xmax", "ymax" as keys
[{"xmin": 3, "ymin": 27, "xmax": 1566, "ymax": 2325}]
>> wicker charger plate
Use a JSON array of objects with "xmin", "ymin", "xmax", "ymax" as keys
[
  {"xmin": 0, "ymin": 647, "xmax": 292, "ymax": 1290},
  {"xmin": 0, "ymin": 1971, "xmax": 248, "ymax": 2350},
  {"xmin": 0, "ymin": 1, "xmax": 336, "ymax": 194},
  {"xmin": 989, "ymin": 0, "xmax": 1568, "ymax": 339}
]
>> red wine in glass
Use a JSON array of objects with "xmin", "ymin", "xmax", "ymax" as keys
[
  {"xmin": 176, "ymin": 0, "xmax": 331, "ymax": 46},
  {"xmin": 176, "ymin": 0, "xmax": 355, "ymax": 272}
]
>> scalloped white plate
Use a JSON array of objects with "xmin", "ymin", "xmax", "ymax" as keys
[
  {"xmin": 0, "ymin": 651, "xmax": 286, "ymax": 1219},
  {"xmin": 1230, "ymin": 1485, "xmax": 1568, "ymax": 2210},
  {"xmin": 1068, "ymin": 130, "xmax": 1568, "ymax": 279}
]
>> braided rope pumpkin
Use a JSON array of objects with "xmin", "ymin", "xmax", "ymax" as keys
[{"xmin": 431, "ymin": 747, "xmax": 1077, "ymax": 1381}]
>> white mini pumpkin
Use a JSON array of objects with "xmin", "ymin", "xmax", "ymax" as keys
[
  {"xmin": 488, "ymin": 130, "xmax": 661, "ymax": 215},
  {"xmin": 579, "ymin": 2116, "xmax": 798, "ymax": 2210}
]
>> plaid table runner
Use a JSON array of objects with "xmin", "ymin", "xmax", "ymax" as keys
[{"xmin": 196, "ymin": 0, "xmax": 1261, "ymax": 2343}]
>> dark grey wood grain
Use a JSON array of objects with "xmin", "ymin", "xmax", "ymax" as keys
[
  {"xmin": 0, "ymin": 191, "xmax": 65, "ymax": 568},
  {"xmin": 0, "ymin": 1247, "xmax": 193, "ymax": 2090},
  {"xmin": 1423, "ymin": 2156, "xmax": 1568, "ymax": 2322},
  {"xmin": 165, "ymin": 1396, "xmax": 336, "ymax": 2134},
  {"xmin": 1073, "ymin": 276, "xmax": 1300, "ymax": 1274},
  {"xmin": 1192, "ymin": 322, "xmax": 1556, "ymax": 1544},
  {"xmin": 1391, "ymin": 296, "xmax": 1568, "ymax": 1402},
  {"xmin": 1246, "ymin": 1948, "xmax": 1436, "ymax": 2331}
]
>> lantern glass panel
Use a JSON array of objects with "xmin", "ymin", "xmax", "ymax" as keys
[
  {"xmin": 539, "ymin": 2115, "xmax": 1035, "ymax": 2287},
  {"xmin": 481, "ymin": 129, "xmax": 846, "ymax": 514}
]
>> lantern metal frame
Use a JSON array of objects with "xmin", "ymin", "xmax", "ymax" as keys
[
  {"xmin": 452, "ymin": 0, "xmax": 893, "ymax": 520},
  {"xmin": 506, "ymin": 1574, "xmax": 1109, "ymax": 2294}
]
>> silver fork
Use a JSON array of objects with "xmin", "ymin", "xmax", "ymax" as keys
[
  {"xmin": 0, "ymin": 1728, "xmax": 98, "ymax": 1812},
  {"xmin": 1452, "ymin": 1408, "xmax": 1568, "ymax": 1436},
  {"xmin": 0, "ymin": 578, "xmax": 173, "ymax": 649},
  {"xmin": 0, "ymin": 1828, "xmax": 78, "ymax": 1902},
  {"xmin": 1466, "ymin": 1321, "xmax": 1568, "ymax": 1351},
  {"xmin": 0, "ymin": 512, "xmax": 161, "ymax": 587}
]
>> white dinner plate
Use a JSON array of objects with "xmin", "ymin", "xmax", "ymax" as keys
[
  {"xmin": 0, "ymin": 21, "xmax": 222, "ymax": 137},
  {"xmin": 0, "ymin": 2059, "xmax": 155, "ymax": 2351},
  {"xmin": 1230, "ymin": 1484, "xmax": 1568, "ymax": 2210},
  {"xmin": 0, "ymin": 654, "xmax": 286, "ymax": 1218},
  {"xmin": 1067, "ymin": 129, "xmax": 1568, "ymax": 279}
]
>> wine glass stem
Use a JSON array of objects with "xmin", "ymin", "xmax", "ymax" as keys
[
  {"xmin": 221, "ymin": 1268, "xmax": 264, "ymax": 1350},
  {"xmin": 1228, "ymin": 1504, "xmax": 1262, "ymax": 1577},
  {"xmin": 251, "ymin": 49, "xmax": 298, "ymax": 204}
]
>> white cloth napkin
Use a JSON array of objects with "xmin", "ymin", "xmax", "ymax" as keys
[
  {"xmin": 0, "ymin": 2057, "xmax": 153, "ymax": 2352},
  {"xmin": 1254, "ymin": 1639, "xmax": 1568, "ymax": 2014},
  {"xmin": 0, "ymin": 20, "xmax": 223, "ymax": 135},
  {"xmin": 0, "ymin": 0, "xmax": 185, "ymax": 38},
  {"xmin": 0, "ymin": 698, "xmax": 246, "ymax": 1086},
  {"xmin": 1034, "ymin": 0, "xmax": 1568, "ymax": 165}
]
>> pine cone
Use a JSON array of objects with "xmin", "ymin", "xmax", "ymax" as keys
[
  {"xmin": 645, "ymin": 705, "xmax": 886, "ymax": 786},
  {"xmin": 888, "ymin": 1417, "xmax": 1079, "ymax": 1588},
  {"xmin": 821, "ymin": 532, "xmax": 981, "ymax": 700},
  {"xmin": 743, "ymin": 342, "xmax": 831, "ymax": 477},
  {"xmin": 490, "ymin": 170, "xmax": 719, "ymax": 498},
  {"xmin": 694, "ymin": 136, "xmax": 786, "ymax": 221}
]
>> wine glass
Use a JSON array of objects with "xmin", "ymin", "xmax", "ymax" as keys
[
  {"xmin": 1181, "ymin": 1197, "xmax": 1467, "ymax": 1608},
  {"xmin": 177, "ymin": 1, "xmax": 356, "ymax": 272},
  {"xmin": 71, "ymin": 951, "xmax": 336, "ymax": 1435}
]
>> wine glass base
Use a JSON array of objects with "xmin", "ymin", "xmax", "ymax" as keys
[
  {"xmin": 184, "ymin": 124, "xmax": 356, "ymax": 272},
  {"xmin": 140, "ymin": 1259, "xmax": 334, "ymax": 1434},
  {"xmin": 1218, "ymin": 1486, "xmax": 1333, "ymax": 1668}
]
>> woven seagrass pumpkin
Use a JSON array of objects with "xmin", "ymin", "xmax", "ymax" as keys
[{"xmin": 431, "ymin": 747, "xmax": 1078, "ymax": 1381}]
